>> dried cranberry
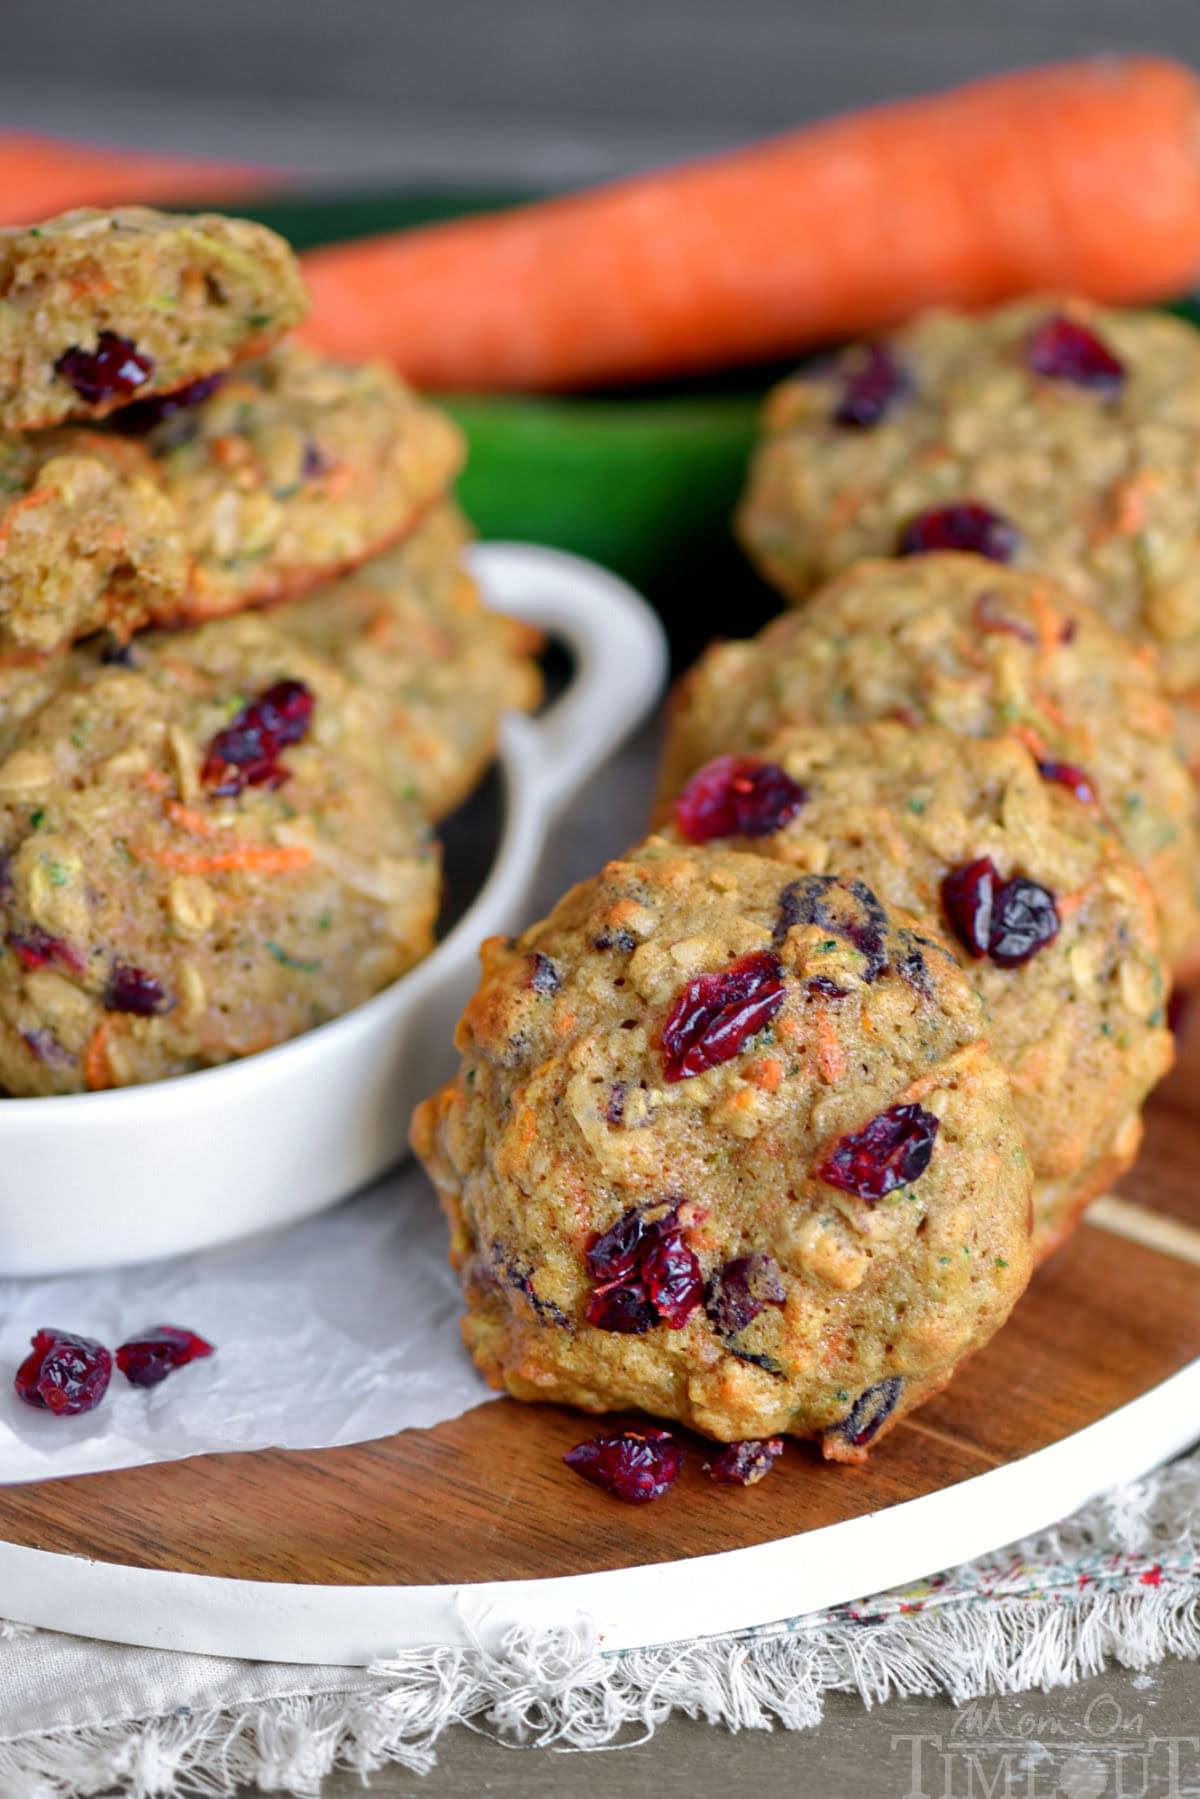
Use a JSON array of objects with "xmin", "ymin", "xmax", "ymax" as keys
[
  {"xmin": 202, "ymin": 679, "xmax": 314, "ymax": 795},
  {"xmin": 819, "ymin": 1104, "xmax": 939, "ymax": 1201},
  {"xmin": 8, "ymin": 929, "xmax": 84, "ymax": 975},
  {"xmin": 707, "ymin": 1437, "xmax": 784, "ymax": 1486},
  {"xmin": 897, "ymin": 502, "xmax": 1020, "ymax": 564},
  {"xmin": 941, "ymin": 857, "xmax": 997, "ymax": 958},
  {"xmin": 116, "ymin": 1325, "xmax": 214, "ymax": 1388},
  {"xmin": 673, "ymin": 755, "xmax": 807, "ymax": 844},
  {"xmin": 833, "ymin": 342, "xmax": 909, "ymax": 427},
  {"xmin": 1037, "ymin": 760, "xmax": 1097, "ymax": 806},
  {"xmin": 641, "ymin": 1231, "xmax": 703, "ymax": 1329},
  {"xmin": 112, "ymin": 372, "xmax": 223, "ymax": 433},
  {"xmin": 105, "ymin": 963, "xmax": 172, "ymax": 1016},
  {"xmin": 586, "ymin": 1205, "xmax": 700, "ymax": 1331},
  {"xmin": 774, "ymin": 875, "xmax": 889, "ymax": 981},
  {"xmin": 564, "ymin": 1427, "xmax": 682, "ymax": 1503},
  {"xmin": 1026, "ymin": 315, "xmax": 1125, "ymax": 392},
  {"xmin": 807, "ymin": 975, "xmax": 849, "ymax": 1000},
  {"xmin": 584, "ymin": 1283, "xmax": 658, "ymax": 1333},
  {"xmin": 662, "ymin": 949, "xmax": 784, "ymax": 1082},
  {"xmin": 704, "ymin": 1253, "xmax": 787, "ymax": 1338},
  {"xmin": 14, "ymin": 1328, "xmax": 112, "ymax": 1416},
  {"xmin": 942, "ymin": 859, "xmax": 1058, "ymax": 966},
  {"xmin": 528, "ymin": 952, "xmax": 562, "ymax": 996},
  {"xmin": 1168, "ymin": 989, "xmax": 1191, "ymax": 1037},
  {"xmin": 826, "ymin": 1377, "xmax": 903, "ymax": 1450},
  {"xmin": 55, "ymin": 332, "xmax": 152, "ymax": 405},
  {"xmin": 988, "ymin": 876, "xmax": 1059, "ymax": 967},
  {"xmin": 586, "ymin": 1206, "xmax": 659, "ymax": 1286}
]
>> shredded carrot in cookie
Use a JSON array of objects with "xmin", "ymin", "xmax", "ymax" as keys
[
  {"xmin": 138, "ymin": 843, "xmax": 312, "ymax": 875},
  {"xmin": 140, "ymin": 767, "xmax": 171, "ymax": 794},
  {"xmin": 0, "ymin": 486, "xmax": 54, "ymax": 552},
  {"xmin": 815, "ymin": 1011, "xmax": 846, "ymax": 1083},
  {"xmin": 163, "ymin": 798, "xmax": 224, "ymax": 839},
  {"xmin": 84, "ymin": 1020, "xmax": 114, "ymax": 1092},
  {"xmin": 747, "ymin": 1055, "xmax": 783, "ymax": 1092}
]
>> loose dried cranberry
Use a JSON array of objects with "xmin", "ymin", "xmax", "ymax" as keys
[
  {"xmin": 988, "ymin": 876, "xmax": 1059, "ymax": 967},
  {"xmin": 564, "ymin": 1427, "xmax": 682, "ymax": 1503},
  {"xmin": 641, "ymin": 1231, "xmax": 703, "ymax": 1329},
  {"xmin": 14, "ymin": 1328, "xmax": 112, "ymax": 1416},
  {"xmin": 54, "ymin": 332, "xmax": 152, "ymax": 405},
  {"xmin": 112, "ymin": 372, "xmax": 223, "ymax": 433},
  {"xmin": 529, "ymin": 952, "xmax": 562, "ymax": 996},
  {"xmin": 819, "ymin": 1103, "xmax": 939, "ymax": 1201},
  {"xmin": 105, "ymin": 963, "xmax": 172, "ymax": 1016},
  {"xmin": 8, "ymin": 929, "xmax": 84, "ymax": 975},
  {"xmin": 1037, "ymin": 759, "xmax": 1097, "ymax": 805},
  {"xmin": 584, "ymin": 1283, "xmax": 658, "ymax": 1333},
  {"xmin": 827, "ymin": 1377, "xmax": 903, "ymax": 1450},
  {"xmin": 707, "ymin": 1437, "xmax": 784, "ymax": 1486},
  {"xmin": 673, "ymin": 755, "xmax": 807, "ymax": 844},
  {"xmin": 202, "ymin": 679, "xmax": 314, "ymax": 795},
  {"xmin": 833, "ymin": 342, "xmax": 909, "ymax": 427},
  {"xmin": 941, "ymin": 857, "xmax": 997, "ymax": 958},
  {"xmin": 704, "ymin": 1253, "xmax": 787, "ymax": 1338},
  {"xmin": 116, "ymin": 1325, "xmax": 214, "ymax": 1388},
  {"xmin": 897, "ymin": 502, "xmax": 1020, "ymax": 564},
  {"xmin": 1027, "ymin": 315, "xmax": 1125, "ymax": 392},
  {"xmin": 662, "ymin": 949, "xmax": 784, "ymax": 1082}
]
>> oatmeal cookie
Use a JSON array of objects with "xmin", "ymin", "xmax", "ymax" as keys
[
  {"xmin": 0, "ymin": 207, "xmax": 306, "ymax": 432},
  {"xmin": 660, "ymin": 555, "xmax": 1200, "ymax": 972},
  {"xmin": 736, "ymin": 298, "xmax": 1200, "ymax": 764},
  {"xmin": 412, "ymin": 840, "xmax": 1033, "ymax": 1455},
  {"xmin": 660, "ymin": 724, "xmax": 1172, "ymax": 1256},
  {"xmin": 0, "ymin": 614, "xmax": 439, "ymax": 1094}
]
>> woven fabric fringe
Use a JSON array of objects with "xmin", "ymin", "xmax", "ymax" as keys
[{"xmin": 1, "ymin": 1448, "xmax": 1197, "ymax": 1798}]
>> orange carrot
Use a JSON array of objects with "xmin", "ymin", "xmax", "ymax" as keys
[
  {"xmin": 0, "ymin": 132, "xmax": 264, "ymax": 226},
  {"xmin": 0, "ymin": 488, "xmax": 54, "ymax": 553},
  {"xmin": 163, "ymin": 799, "xmax": 223, "ymax": 838},
  {"xmin": 300, "ymin": 57, "xmax": 1200, "ymax": 391},
  {"xmin": 139, "ymin": 843, "xmax": 312, "ymax": 876}
]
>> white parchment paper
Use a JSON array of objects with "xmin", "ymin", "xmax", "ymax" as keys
[{"xmin": 0, "ymin": 1164, "xmax": 493, "ymax": 1483}]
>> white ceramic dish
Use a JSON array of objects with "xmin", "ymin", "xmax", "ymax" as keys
[{"xmin": 0, "ymin": 543, "xmax": 667, "ymax": 1277}]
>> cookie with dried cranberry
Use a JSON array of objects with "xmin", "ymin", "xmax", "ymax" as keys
[
  {"xmin": 0, "ymin": 428, "xmax": 187, "ymax": 654},
  {"xmin": 0, "ymin": 613, "xmax": 439, "ymax": 1095},
  {"xmin": 0, "ymin": 344, "xmax": 465, "ymax": 654},
  {"xmin": 662, "ymin": 724, "xmax": 1172, "ymax": 1258},
  {"xmin": 281, "ymin": 502, "xmax": 542, "ymax": 819},
  {"xmin": 735, "ymin": 298, "xmax": 1200, "ymax": 763},
  {"xmin": 660, "ymin": 554, "xmax": 1200, "ymax": 972},
  {"xmin": 142, "ymin": 343, "xmax": 465, "ymax": 622},
  {"xmin": 0, "ymin": 207, "xmax": 307, "ymax": 432},
  {"xmin": 412, "ymin": 839, "xmax": 1033, "ymax": 1456}
]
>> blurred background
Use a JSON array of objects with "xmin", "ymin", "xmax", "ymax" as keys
[{"xmin": 2, "ymin": 0, "xmax": 1198, "ymax": 185}]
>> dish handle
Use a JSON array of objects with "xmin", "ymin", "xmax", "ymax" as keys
[{"xmin": 468, "ymin": 541, "xmax": 669, "ymax": 818}]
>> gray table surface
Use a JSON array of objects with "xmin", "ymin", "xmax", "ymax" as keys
[{"xmin": 6, "ymin": 0, "xmax": 1196, "ymax": 1789}]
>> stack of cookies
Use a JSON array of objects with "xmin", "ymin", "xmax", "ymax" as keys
[
  {"xmin": 415, "ymin": 298, "xmax": 1194, "ymax": 1466},
  {"xmin": 0, "ymin": 206, "xmax": 541, "ymax": 1095}
]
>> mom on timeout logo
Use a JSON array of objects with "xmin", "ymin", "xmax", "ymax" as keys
[{"xmin": 890, "ymin": 1695, "xmax": 1200, "ymax": 1798}]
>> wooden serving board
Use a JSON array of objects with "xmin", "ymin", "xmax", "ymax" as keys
[{"xmin": 0, "ymin": 1018, "xmax": 1196, "ymax": 1667}]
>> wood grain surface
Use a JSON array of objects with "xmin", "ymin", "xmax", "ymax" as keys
[{"xmin": 0, "ymin": 1023, "xmax": 1196, "ymax": 1592}]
